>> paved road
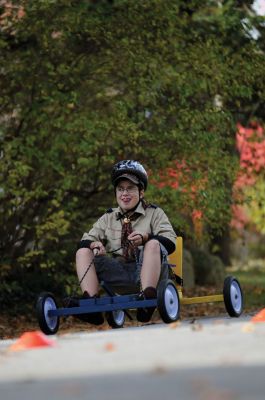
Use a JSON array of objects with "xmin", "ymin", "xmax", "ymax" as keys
[{"xmin": 0, "ymin": 315, "xmax": 265, "ymax": 400}]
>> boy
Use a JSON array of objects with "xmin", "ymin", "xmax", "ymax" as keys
[{"xmin": 75, "ymin": 160, "xmax": 176, "ymax": 323}]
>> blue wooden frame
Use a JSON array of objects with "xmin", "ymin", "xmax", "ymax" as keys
[{"xmin": 49, "ymin": 295, "xmax": 157, "ymax": 318}]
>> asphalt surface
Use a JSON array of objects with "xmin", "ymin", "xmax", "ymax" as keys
[{"xmin": 0, "ymin": 315, "xmax": 265, "ymax": 400}]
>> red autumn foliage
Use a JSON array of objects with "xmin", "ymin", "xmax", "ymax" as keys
[
  {"xmin": 153, "ymin": 122, "xmax": 265, "ymax": 235},
  {"xmin": 231, "ymin": 122, "xmax": 265, "ymax": 232},
  {"xmin": 156, "ymin": 161, "xmax": 189, "ymax": 190},
  {"xmin": 236, "ymin": 122, "xmax": 265, "ymax": 180},
  {"xmin": 151, "ymin": 160, "xmax": 205, "ymax": 237}
]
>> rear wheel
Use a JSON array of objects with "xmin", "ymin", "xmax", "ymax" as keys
[
  {"xmin": 157, "ymin": 279, "xmax": 180, "ymax": 323},
  {"xmin": 36, "ymin": 292, "xmax": 60, "ymax": 335},
  {"xmin": 223, "ymin": 276, "xmax": 243, "ymax": 317},
  {"xmin": 106, "ymin": 310, "xmax": 125, "ymax": 328}
]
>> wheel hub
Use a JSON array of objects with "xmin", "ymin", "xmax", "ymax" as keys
[
  {"xmin": 113, "ymin": 310, "xmax": 125, "ymax": 325},
  {"xmin": 230, "ymin": 281, "xmax": 242, "ymax": 313},
  {"xmin": 44, "ymin": 298, "xmax": 58, "ymax": 330},
  {"xmin": 165, "ymin": 285, "xmax": 179, "ymax": 319}
]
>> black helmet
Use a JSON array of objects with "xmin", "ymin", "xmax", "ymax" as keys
[{"xmin": 111, "ymin": 160, "xmax": 148, "ymax": 190}]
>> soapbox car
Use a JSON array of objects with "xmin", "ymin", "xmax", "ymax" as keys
[{"xmin": 36, "ymin": 237, "xmax": 244, "ymax": 335}]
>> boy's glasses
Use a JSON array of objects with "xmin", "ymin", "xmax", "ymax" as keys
[{"xmin": 116, "ymin": 186, "xmax": 138, "ymax": 195}]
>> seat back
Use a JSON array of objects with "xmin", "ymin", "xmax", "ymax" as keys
[{"xmin": 168, "ymin": 237, "xmax": 183, "ymax": 281}]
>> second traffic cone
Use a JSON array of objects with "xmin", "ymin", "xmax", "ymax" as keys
[
  {"xmin": 251, "ymin": 308, "xmax": 265, "ymax": 323},
  {"xmin": 9, "ymin": 331, "xmax": 56, "ymax": 352}
]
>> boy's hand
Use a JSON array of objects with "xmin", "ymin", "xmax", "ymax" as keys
[
  {"xmin": 90, "ymin": 241, "xmax": 106, "ymax": 255},
  {"xmin": 127, "ymin": 231, "xmax": 148, "ymax": 247}
]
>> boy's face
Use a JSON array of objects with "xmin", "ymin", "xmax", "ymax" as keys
[{"xmin": 116, "ymin": 179, "xmax": 144, "ymax": 212}]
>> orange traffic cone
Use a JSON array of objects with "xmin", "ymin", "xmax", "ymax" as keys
[
  {"xmin": 9, "ymin": 331, "xmax": 56, "ymax": 352},
  {"xmin": 251, "ymin": 308, "xmax": 265, "ymax": 323}
]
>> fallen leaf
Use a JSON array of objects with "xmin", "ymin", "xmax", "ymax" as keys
[
  {"xmin": 241, "ymin": 323, "xmax": 255, "ymax": 333},
  {"xmin": 212, "ymin": 319, "xmax": 224, "ymax": 325},
  {"xmin": 104, "ymin": 342, "xmax": 116, "ymax": 352},
  {"xmin": 151, "ymin": 365, "xmax": 168, "ymax": 375},
  {"xmin": 169, "ymin": 321, "xmax": 181, "ymax": 329},
  {"xmin": 191, "ymin": 323, "xmax": 203, "ymax": 332}
]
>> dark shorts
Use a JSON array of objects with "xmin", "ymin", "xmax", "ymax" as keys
[{"xmin": 94, "ymin": 244, "xmax": 169, "ymax": 293}]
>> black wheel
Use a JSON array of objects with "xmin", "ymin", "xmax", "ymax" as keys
[
  {"xmin": 106, "ymin": 310, "xmax": 125, "ymax": 328},
  {"xmin": 223, "ymin": 276, "xmax": 244, "ymax": 317},
  {"xmin": 36, "ymin": 292, "xmax": 60, "ymax": 335},
  {"xmin": 157, "ymin": 279, "xmax": 180, "ymax": 323}
]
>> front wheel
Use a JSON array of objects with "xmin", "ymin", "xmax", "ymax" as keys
[
  {"xmin": 223, "ymin": 276, "xmax": 244, "ymax": 317},
  {"xmin": 36, "ymin": 292, "xmax": 60, "ymax": 335},
  {"xmin": 157, "ymin": 279, "xmax": 180, "ymax": 323},
  {"xmin": 106, "ymin": 310, "xmax": 125, "ymax": 328}
]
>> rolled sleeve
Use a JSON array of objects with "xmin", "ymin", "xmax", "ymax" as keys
[{"xmin": 151, "ymin": 208, "xmax": 176, "ymax": 246}]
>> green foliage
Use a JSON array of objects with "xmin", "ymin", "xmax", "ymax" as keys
[
  {"xmin": 191, "ymin": 248, "xmax": 225, "ymax": 286},
  {"xmin": 0, "ymin": 0, "xmax": 264, "ymax": 289},
  {"xmin": 245, "ymin": 178, "xmax": 265, "ymax": 234},
  {"xmin": 232, "ymin": 265, "xmax": 265, "ymax": 311}
]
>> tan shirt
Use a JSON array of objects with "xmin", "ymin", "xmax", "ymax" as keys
[{"xmin": 81, "ymin": 202, "xmax": 176, "ymax": 255}]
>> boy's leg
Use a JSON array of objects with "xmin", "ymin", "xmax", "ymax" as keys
[
  {"xmin": 76, "ymin": 248, "xmax": 99, "ymax": 296},
  {"xmin": 140, "ymin": 239, "xmax": 161, "ymax": 290},
  {"xmin": 137, "ymin": 239, "xmax": 168, "ymax": 322},
  {"xmin": 73, "ymin": 248, "xmax": 104, "ymax": 325}
]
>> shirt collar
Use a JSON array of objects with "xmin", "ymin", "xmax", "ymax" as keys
[{"xmin": 115, "ymin": 201, "xmax": 146, "ymax": 218}]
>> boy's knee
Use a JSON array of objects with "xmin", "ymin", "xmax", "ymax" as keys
[
  {"xmin": 76, "ymin": 247, "xmax": 92, "ymax": 258},
  {"xmin": 144, "ymin": 239, "xmax": 160, "ymax": 253}
]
